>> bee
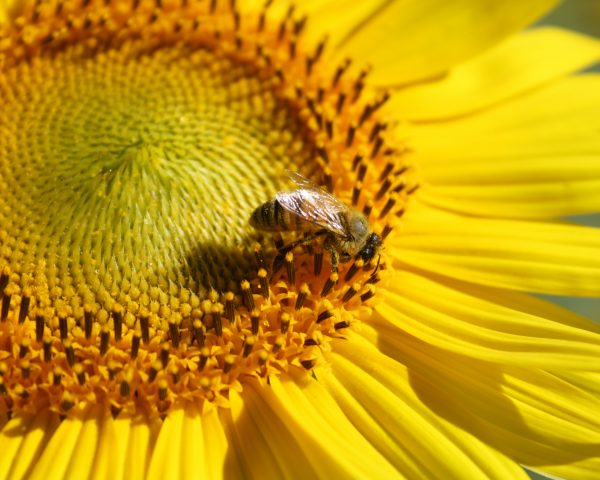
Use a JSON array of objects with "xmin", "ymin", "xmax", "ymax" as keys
[{"xmin": 250, "ymin": 172, "xmax": 382, "ymax": 272}]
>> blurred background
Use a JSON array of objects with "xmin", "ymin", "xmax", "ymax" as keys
[{"xmin": 535, "ymin": 0, "xmax": 600, "ymax": 322}]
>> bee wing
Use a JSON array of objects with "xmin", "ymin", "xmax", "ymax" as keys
[{"xmin": 276, "ymin": 175, "xmax": 348, "ymax": 236}]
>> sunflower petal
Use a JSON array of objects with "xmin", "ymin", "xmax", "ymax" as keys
[
  {"xmin": 390, "ymin": 216, "xmax": 600, "ymax": 296},
  {"xmin": 0, "ymin": 411, "xmax": 60, "ymax": 480},
  {"xmin": 113, "ymin": 414, "xmax": 161, "ymax": 480},
  {"xmin": 299, "ymin": 0, "xmax": 390, "ymax": 47},
  {"xmin": 261, "ymin": 373, "xmax": 403, "ymax": 479},
  {"xmin": 349, "ymin": 327, "xmax": 600, "ymax": 470},
  {"xmin": 230, "ymin": 385, "xmax": 320, "ymax": 479},
  {"xmin": 375, "ymin": 269, "xmax": 600, "ymax": 369},
  {"xmin": 387, "ymin": 28, "xmax": 600, "ymax": 120},
  {"xmin": 333, "ymin": 0, "xmax": 559, "ymax": 85},
  {"xmin": 326, "ymin": 338, "xmax": 529, "ymax": 479},
  {"xmin": 409, "ymin": 75, "xmax": 600, "ymax": 218}
]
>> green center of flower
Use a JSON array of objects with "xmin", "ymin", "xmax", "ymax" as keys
[
  {"xmin": 0, "ymin": 0, "xmax": 417, "ymax": 417},
  {"xmin": 3, "ymin": 40, "xmax": 313, "ymax": 300}
]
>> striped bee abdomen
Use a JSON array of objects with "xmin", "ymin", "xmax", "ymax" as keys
[{"xmin": 250, "ymin": 199, "xmax": 305, "ymax": 232}]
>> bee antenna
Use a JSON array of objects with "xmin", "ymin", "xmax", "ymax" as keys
[{"xmin": 373, "ymin": 254, "xmax": 382, "ymax": 275}]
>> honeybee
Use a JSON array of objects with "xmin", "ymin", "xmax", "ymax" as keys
[{"xmin": 250, "ymin": 172, "xmax": 382, "ymax": 272}]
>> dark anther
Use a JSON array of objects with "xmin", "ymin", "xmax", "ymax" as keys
[
  {"xmin": 198, "ymin": 348, "xmax": 209, "ymax": 371},
  {"xmin": 336, "ymin": 92, "xmax": 346, "ymax": 114},
  {"xmin": 371, "ymin": 136, "xmax": 384, "ymax": 158},
  {"xmin": 59, "ymin": 316, "xmax": 68, "ymax": 340},
  {"xmin": 64, "ymin": 341, "xmax": 75, "ymax": 366},
  {"xmin": 317, "ymin": 146, "xmax": 329, "ymax": 163},
  {"xmin": 314, "ymin": 251, "xmax": 323, "ymax": 276},
  {"xmin": 344, "ymin": 259, "xmax": 364, "ymax": 282},
  {"xmin": 76, "ymin": 365, "xmax": 86, "ymax": 385},
  {"xmin": 304, "ymin": 338, "xmax": 318, "ymax": 346},
  {"xmin": 131, "ymin": 334, "xmax": 141, "ymax": 360},
  {"xmin": 160, "ymin": 344, "xmax": 170, "ymax": 368},
  {"xmin": 19, "ymin": 340, "xmax": 29, "ymax": 359},
  {"xmin": 407, "ymin": 184, "xmax": 421, "ymax": 195},
  {"xmin": 357, "ymin": 163, "xmax": 367, "ymax": 182},
  {"xmin": 369, "ymin": 122, "xmax": 387, "ymax": 143},
  {"xmin": 342, "ymin": 284, "xmax": 359, "ymax": 303},
  {"xmin": 363, "ymin": 202, "xmax": 373, "ymax": 218},
  {"xmin": 0, "ymin": 273, "xmax": 7, "ymax": 298},
  {"xmin": 381, "ymin": 224, "xmax": 393, "ymax": 240},
  {"xmin": 84, "ymin": 308, "xmax": 93, "ymax": 339},
  {"xmin": 324, "ymin": 171, "xmax": 333, "ymax": 192},
  {"xmin": 1, "ymin": 294, "xmax": 11, "ymax": 321},
  {"xmin": 300, "ymin": 359, "xmax": 316, "ymax": 370},
  {"xmin": 241, "ymin": 281, "xmax": 255, "ymax": 312},
  {"xmin": 258, "ymin": 269, "xmax": 269, "ymax": 300},
  {"xmin": 334, "ymin": 321, "xmax": 350, "ymax": 330},
  {"xmin": 254, "ymin": 244, "xmax": 266, "ymax": 269},
  {"xmin": 169, "ymin": 320, "xmax": 180, "ymax": 348},
  {"xmin": 148, "ymin": 362, "xmax": 160, "ymax": 382},
  {"xmin": 243, "ymin": 337, "xmax": 255, "ymax": 357},
  {"xmin": 120, "ymin": 380, "xmax": 130, "ymax": 397},
  {"xmin": 351, "ymin": 153, "xmax": 362, "ymax": 171},
  {"xmin": 295, "ymin": 284, "xmax": 309, "ymax": 310},
  {"xmin": 375, "ymin": 179, "xmax": 392, "ymax": 201},
  {"xmin": 360, "ymin": 287, "xmax": 376, "ymax": 302},
  {"xmin": 100, "ymin": 327, "xmax": 109, "ymax": 355},
  {"xmin": 18, "ymin": 296, "xmax": 30, "ymax": 324},
  {"xmin": 112, "ymin": 308, "xmax": 122, "ymax": 341},
  {"xmin": 325, "ymin": 119, "xmax": 334, "ymax": 140},
  {"xmin": 36, "ymin": 315, "xmax": 45, "ymax": 342},
  {"xmin": 321, "ymin": 273, "xmax": 338, "ymax": 296},
  {"xmin": 140, "ymin": 313, "xmax": 150, "ymax": 344},
  {"xmin": 280, "ymin": 313, "xmax": 291, "ymax": 333},
  {"xmin": 294, "ymin": 16, "xmax": 307, "ymax": 35},
  {"xmin": 379, "ymin": 162, "xmax": 394, "ymax": 181},
  {"xmin": 317, "ymin": 310, "xmax": 333, "ymax": 323},
  {"xmin": 193, "ymin": 320, "xmax": 205, "ymax": 347},
  {"xmin": 352, "ymin": 183, "xmax": 361, "ymax": 206},
  {"xmin": 380, "ymin": 195, "xmax": 397, "ymax": 219},
  {"xmin": 213, "ymin": 305, "xmax": 223, "ymax": 336},
  {"xmin": 20, "ymin": 361, "xmax": 30, "ymax": 380},
  {"xmin": 225, "ymin": 293, "xmax": 236, "ymax": 323},
  {"xmin": 53, "ymin": 369, "xmax": 62, "ymax": 386},
  {"xmin": 251, "ymin": 310, "xmax": 260, "ymax": 335},
  {"xmin": 332, "ymin": 59, "xmax": 351, "ymax": 88},
  {"xmin": 43, "ymin": 338, "xmax": 52, "ymax": 362}
]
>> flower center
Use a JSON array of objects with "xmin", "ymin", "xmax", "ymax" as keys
[{"xmin": 0, "ymin": 0, "xmax": 418, "ymax": 417}]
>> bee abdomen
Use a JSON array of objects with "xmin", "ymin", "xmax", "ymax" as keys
[{"xmin": 250, "ymin": 199, "xmax": 296, "ymax": 231}]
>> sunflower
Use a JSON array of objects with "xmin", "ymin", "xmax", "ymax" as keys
[{"xmin": 0, "ymin": 0, "xmax": 599, "ymax": 478}]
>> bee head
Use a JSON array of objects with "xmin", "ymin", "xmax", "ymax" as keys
[{"xmin": 358, "ymin": 232, "xmax": 382, "ymax": 262}]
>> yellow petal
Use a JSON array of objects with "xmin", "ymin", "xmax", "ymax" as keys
[
  {"xmin": 333, "ymin": 0, "xmax": 559, "ymax": 85},
  {"xmin": 147, "ymin": 407, "xmax": 233, "ymax": 480},
  {"xmin": 203, "ymin": 406, "xmax": 237, "ymax": 480},
  {"xmin": 262, "ymin": 373, "xmax": 403, "ymax": 479},
  {"xmin": 0, "ymin": 411, "xmax": 60, "ymax": 480},
  {"xmin": 327, "ymin": 337, "xmax": 529, "ymax": 479},
  {"xmin": 300, "ymin": 0, "xmax": 390, "ymax": 47},
  {"xmin": 391, "ymin": 216, "xmax": 600, "ymax": 296},
  {"xmin": 409, "ymin": 75, "xmax": 600, "ymax": 218},
  {"xmin": 375, "ymin": 269, "xmax": 600, "ymax": 369},
  {"xmin": 349, "ymin": 326, "xmax": 600, "ymax": 469},
  {"xmin": 387, "ymin": 28, "xmax": 600, "ymax": 120},
  {"xmin": 113, "ymin": 414, "xmax": 161, "ymax": 480},
  {"xmin": 229, "ymin": 387, "xmax": 320, "ymax": 479},
  {"xmin": 27, "ymin": 410, "xmax": 87, "ymax": 479},
  {"xmin": 225, "ymin": 390, "xmax": 287, "ymax": 478}
]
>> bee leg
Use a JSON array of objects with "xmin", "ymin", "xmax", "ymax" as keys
[
  {"xmin": 272, "ymin": 229, "xmax": 328, "ymax": 277},
  {"xmin": 323, "ymin": 239, "xmax": 340, "ymax": 274}
]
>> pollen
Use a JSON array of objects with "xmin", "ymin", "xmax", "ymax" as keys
[{"xmin": 0, "ymin": 0, "xmax": 418, "ymax": 418}]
